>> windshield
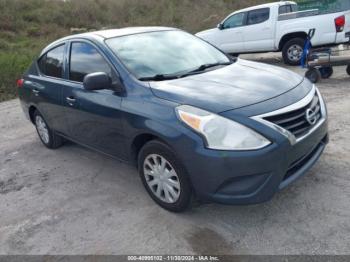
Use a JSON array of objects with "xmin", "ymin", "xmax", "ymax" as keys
[{"xmin": 105, "ymin": 30, "xmax": 231, "ymax": 80}]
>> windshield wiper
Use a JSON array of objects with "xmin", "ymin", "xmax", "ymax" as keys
[
  {"xmin": 138, "ymin": 61, "xmax": 234, "ymax": 81},
  {"xmin": 138, "ymin": 74, "xmax": 179, "ymax": 81},
  {"xmin": 180, "ymin": 61, "xmax": 233, "ymax": 78}
]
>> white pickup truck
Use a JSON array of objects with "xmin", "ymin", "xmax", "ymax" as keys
[{"xmin": 196, "ymin": 1, "xmax": 350, "ymax": 65}]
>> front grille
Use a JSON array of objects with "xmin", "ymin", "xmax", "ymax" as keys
[{"xmin": 263, "ymin": 92, "xmax": 322, "ymax": 139}]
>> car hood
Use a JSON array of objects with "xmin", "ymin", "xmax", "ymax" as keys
[
  {"xmin": 150, "ymin": 59, "xmax": 304, "ymax": 113},
  {"xmin": 195, "ymin": 28, "xmax": 217, "ymax": 38}
]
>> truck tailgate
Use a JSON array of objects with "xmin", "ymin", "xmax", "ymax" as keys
[{"xmin": 336, "ymin": 11, "xmax": 350, "ymax": 43}]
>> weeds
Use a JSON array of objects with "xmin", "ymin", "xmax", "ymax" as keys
[{"xmin": 0, "ymin": 0, "xmax": 272, "ymax": 101}]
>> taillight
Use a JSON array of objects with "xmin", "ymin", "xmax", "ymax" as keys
[
  {"xmin": 335, "ymin": 15, "xmax": 345, "ymax": 32},
  {"xmin": 16, "ymin": 79, "xmax": 24, "ymax": 88}
]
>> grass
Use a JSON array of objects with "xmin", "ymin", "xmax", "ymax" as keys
[{"xmin": 0, "ymin": 0, "xmax": 274, "ymax": 101}]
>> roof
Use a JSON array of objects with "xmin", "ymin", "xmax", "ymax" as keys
[
  {"xmin": 90, "ymin": 27, "xmax": 176, "ymax": 39},
  {"xmin": 41, "ymin": 26, "xmax": 177, "ymax": 55},
  {"xmin": 233, "ymin": 1, "xmax": 296, "ymax": 13},
  {"xmin": 59, "ymin": 27, "xmax": 176, "ymax": 43}
]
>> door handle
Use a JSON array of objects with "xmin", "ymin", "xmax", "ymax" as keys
[
  {"xmin": 66, "ymin": 96, "xmax": 76, "ymax": 106},
  {"xmin": 32, "ymin": 89, "xmax": 40, "ymax": 96}
]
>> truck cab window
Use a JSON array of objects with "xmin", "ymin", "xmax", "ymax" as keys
[
  {"xmin": 247, "ymin": 8, "xmax": 270, "ymax": 25},
  {"xmin": 223, "ymin": 12, "xmax": 246, "ymax": 29}
]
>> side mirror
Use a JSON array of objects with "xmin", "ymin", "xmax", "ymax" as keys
[
  {"xmin": 111, "ymin": 79, "xmax": 123, "ymax": 93},
  {"xmin": 83, "ymin": 72, "xmax": 111, "ymax": 91},
  {"xmin": 217, "ymin": 23, "xmax": 224, "ymax": 30}
]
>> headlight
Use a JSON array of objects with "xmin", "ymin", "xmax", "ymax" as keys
[{"xmin": 176, "ymin": 105, "xmax": 271, "ymax": 150}]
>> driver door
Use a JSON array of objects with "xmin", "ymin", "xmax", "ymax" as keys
[
  {"xmin": 216, "ymin": 12, "xmax": 247, "ymax": 53},
  {"xmin": 62, "ymin": 40, "xmax": 127, "ymax": 159}
]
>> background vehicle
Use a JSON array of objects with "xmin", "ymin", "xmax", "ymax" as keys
[
  {"xmin": 302, "ymin": 29, "xmax": 350, "ymax": 83},
  {"xmin": 18, "ymin": 28, "xmax": 328, "ymax": 212},
  {"xmin": 196, "ymin": 1, "xmax": 350, "ymax": 65}
]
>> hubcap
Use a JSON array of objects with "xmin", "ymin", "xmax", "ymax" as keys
[
  {"xmin": 143, "ymin": 154, "xmax": 180, "ymax": 203},
  {"xmin": 287, "ymin": 44, "xmax": 303, "ymax": 62},
  {"xmin": 35, "ymin": 115, "xmax": 50, "ymax": 144}
]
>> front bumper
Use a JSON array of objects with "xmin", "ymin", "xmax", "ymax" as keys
[{"xmin": 178, "ymin": 114, "xmax": 328, "ymax": 205}]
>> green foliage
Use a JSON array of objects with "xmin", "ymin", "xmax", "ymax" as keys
[
  {"xmin": 0, "ymin": 0, "xmax": 270, "ymax": 101},
  {"xmin": 0, "ymin": 52, "xmax": 36, "ymax": 100}
]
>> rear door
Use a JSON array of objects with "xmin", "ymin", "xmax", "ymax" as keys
[
  {"xmin": 61, "ymin": 40, "xmax": 127, "ymax": 159},
  {"xmin": 244, "ymin": 8, "xmax": 275, "ymax": 52},
  {"xmin": 216, "ymin": 12, "xmax": 247, "ymax": 53},
  {"xmin": 27, "ymin": 43, "xmax": 68, "ymax": 133}
]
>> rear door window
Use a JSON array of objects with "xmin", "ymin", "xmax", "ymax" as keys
[
  {"xmin": 247, "ymin": 8, "xmax": 270, "ymax": 25},
  {"xmin": 69, "ymin": 42, "xmax": 113, "ymax": 82},
  {"xmin": 38, "ymin": 45, "xmax": 65, "ymax": 78}
]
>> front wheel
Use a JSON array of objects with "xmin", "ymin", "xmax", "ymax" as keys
[
  {"xmin": 347, "ymin": 65, "xmax": 350, "ymax": 75},
  {"xmin": 138, "ymin": 140, "xmax": 193, "ymax": 212},
  {"xmin": 230, "ymin": 53, "xmax": 240, "ymax": 58},
  {"xmin": 282, "ymin": 38, "xmax": 305, "ymax": 66},
  {"xmin": 34, "ymin": 110, "xmax": 64, "ymax": 149}
]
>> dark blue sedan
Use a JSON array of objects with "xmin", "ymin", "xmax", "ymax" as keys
[{"xmin": 18, "ymin": 27, "xmax": 328, "ymax": 212}]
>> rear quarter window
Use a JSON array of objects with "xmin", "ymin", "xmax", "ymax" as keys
[
  {"xmin": 279, "ymin": 5, "xmax": 292, "ymax": 15},
  {"xmin": 38, "ymin": 44, "xmax": 65, "ymax": 78}
]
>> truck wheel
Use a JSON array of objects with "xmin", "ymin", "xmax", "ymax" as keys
[
  {"xmin": 305, "ymin": 68, "xmax": 321, "ymax": 83},
  {"xmin": 282, "ymin": 38, "xmax": 305, "ymax": 66},
  {"xmin": 320, "ymin": 66, "xmax": 333, "ymax": 79},
  {"xmin": 347, "ymin": 65, "xmax": 350, "ymax": 75}
]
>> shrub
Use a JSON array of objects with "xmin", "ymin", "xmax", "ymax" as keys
[
  {"xmin": 0, "ymin": 0, "xmax": 272, "ymax": 102},
  {"xmin": 0, "ymin": 52, "xmax": 36, "ymax": 101}
]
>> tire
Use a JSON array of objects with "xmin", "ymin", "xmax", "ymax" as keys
[
  {"xmin": 320, "ymin": 66, "xmax": 333, "ymax": 79},
  {"xmin": 138, "ymin": 140, "xmax": 193, "ymax": 212},
  {"xmin": 33, "ymin": 110, "xmax": 64, "ymax": 149},
  {"xmin": 305, "ymin": 68, "xmax": 321, "ymax": 83},
  {"xmin": 347, "ymin": 65, "xmax": 350, "ymax": 75},
  {"xmin": 282, "ymin": 38, "xmax": 305, "ymax": 66}
]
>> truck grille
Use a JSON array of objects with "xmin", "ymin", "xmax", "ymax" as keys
[{"xmin": 263, "ymin": 92, "xmax": 322, "ymax": 139}]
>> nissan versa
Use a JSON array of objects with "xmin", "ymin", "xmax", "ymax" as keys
[{"xmin": 18, "ymin": 27, "xmax": 328, "ymax": 212}]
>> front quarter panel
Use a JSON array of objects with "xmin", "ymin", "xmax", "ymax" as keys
[{"xmin": 122, "ymin": 78, "xmax": 208, "ymax": 165}]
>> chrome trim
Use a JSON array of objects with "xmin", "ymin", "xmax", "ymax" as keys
[
  {"xmin": 256, "ymin": 84, "xmax": 316, "ymax": 118},
  {"xmin": 251, "ymin": 85, "xmax": 327, "ymax": 146}
]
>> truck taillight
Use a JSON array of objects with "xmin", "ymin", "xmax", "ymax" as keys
[
  {"xmin": 335, "ymin": 15, "xmax": 345, "ymax": 32},
  {"xmin": 16, "ymin": 79, "xmax": 24, "ymax": 88}
]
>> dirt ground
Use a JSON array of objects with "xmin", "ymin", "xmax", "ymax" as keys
[{"xmin": 0, "ymin": 53, "xmax": 349, "ymax": 255}]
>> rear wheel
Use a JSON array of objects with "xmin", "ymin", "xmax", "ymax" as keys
[
  {"xmin": 34, "ymin": 110, "xmax": 63, "ymax": 149},
  {"xmin": 138, "ymin": 140, "xmax": 193, "ymax": 212},
  {"xmin": 305, "ymin": 68, "xmax": 321, "ymax": 83},
  {"xmin": 282, "ymin": 38, "xmax": 305, "ymax": 66},
  {"xmin": 320, "ymin": 66, "xmax": 333, "ymax": 79}
]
